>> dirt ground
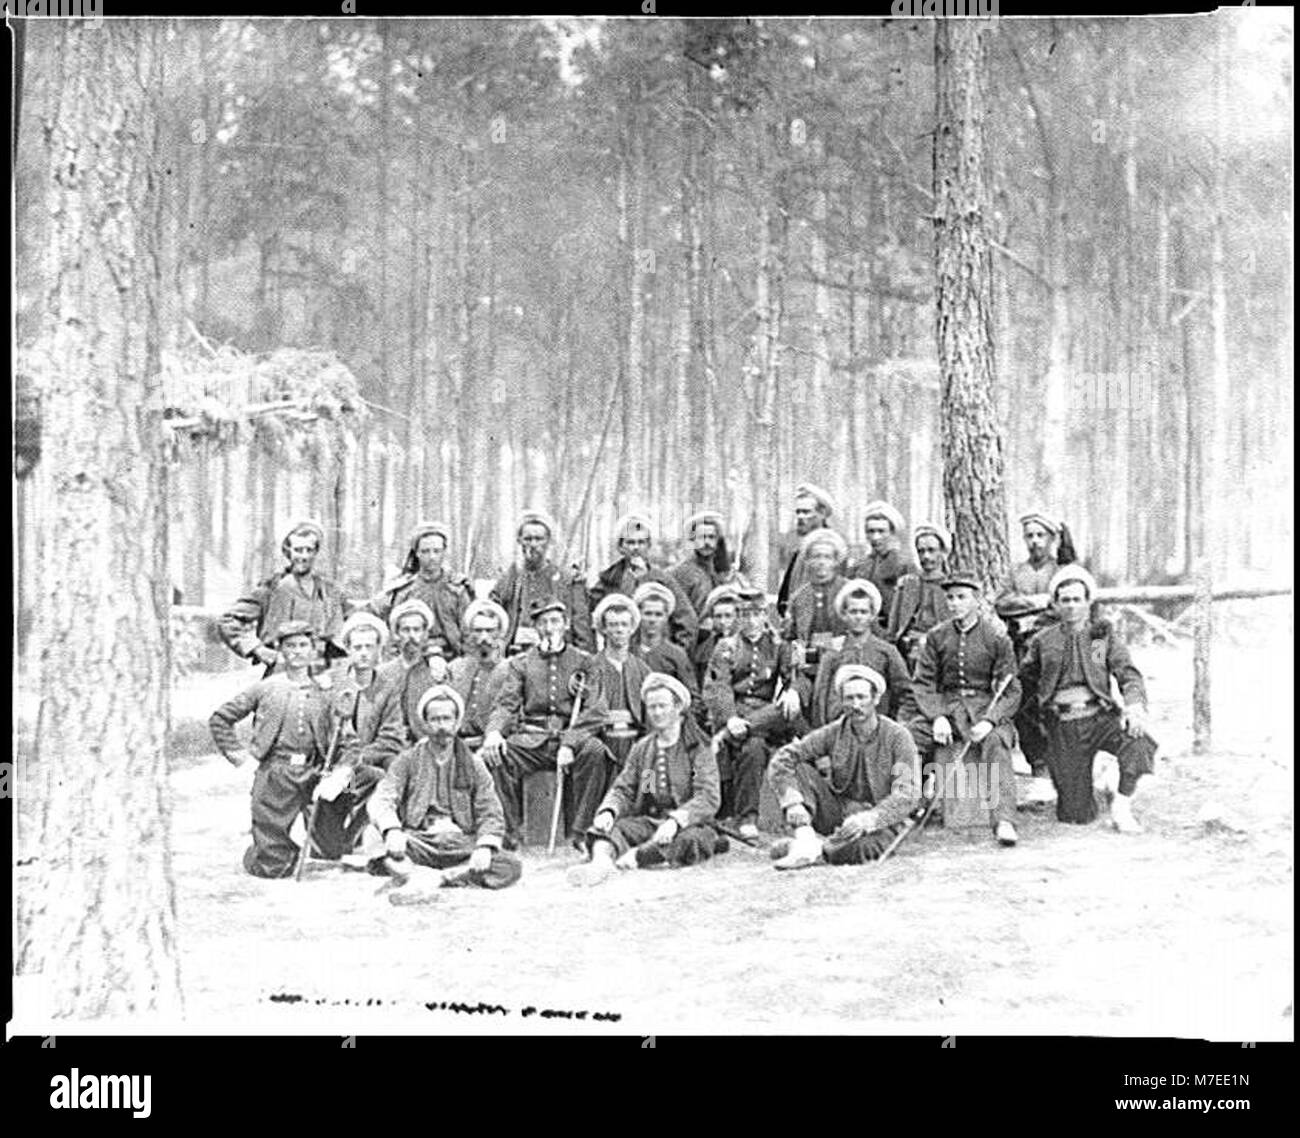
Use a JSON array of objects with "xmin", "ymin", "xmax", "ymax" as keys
[{"xmin": 15, "ymin": 601, "xmax": 1295, "ymax": 1038}]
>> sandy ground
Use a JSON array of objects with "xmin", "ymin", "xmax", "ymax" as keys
[{"xmin": 14, "ymin": 604, "xmax": 1296, "ymax": 1038}]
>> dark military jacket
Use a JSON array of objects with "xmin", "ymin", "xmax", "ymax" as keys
[
  {"xmin": 590, "ymin": 560, "xmax": 699, "ymax": 652},
  {"xmin": 490, "ymin": 561, "xmax": 594, "ymax": 653},
  {"xmin": 885, "ymin": 573, "xmax": 950, "ymax": 645},
  {"xmin": 810, "ymin": 633, "xmax": 913, "ymax": 727},
  {"xmin": 1019, "ymin": 619, "xmax": 1148, "ymax": 716},
  {"xmin": 333, "ymin": 665, "xmax": 406, "ymax": 771},
  {"xmin": 486, "ymin": 642, "xmax": 608, "ymax": 750},
  {"xmin": 219, "ymin": 571, "xmax": 349, "ymax": 672},
  {"xmin": 912, "ymin": 616, "xmax": 1021, "ymax": 739},
  {"xmin": 366, "ymin": 571, "xmax": 474, "ymax": 658},
  {"xmin": 846, "ymin": 547, "xmax": 920, "ymax": 630},
  {"xmin": 703, "ymin": 628, "xmax": 796, "ymax": 729},
  {"xmin": 448, "ymin": 653, "xmax": 510, "ymax": 742},
  {"xmin": 597, "ymin": 732, "xmax": 721, "ymax": 829}
]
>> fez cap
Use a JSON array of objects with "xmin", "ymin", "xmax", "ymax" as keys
[
  {"xmin": 794, "ymin": 481, "xmax": 836, "ymax": 518},
  {"xmin": 799, "ymin": 526, "xmax": 849, "ymax": 562},
  {"xmin": 702, "ymin": 583, "xmax": 741, "ymax": 617},
  {"xmin": 913, "ymin": 520, "xmax": 953, "ymax": 552},
  {"xmin": 684, "ymin": 509, "xmax": 726, "ymax": 538},
  {"xmin": 615, "ymin": 513, "xmax": 653, "ymax": 542},
  {"xmin": 1019, "ymin": 511, "xmax": 1061, "ymax": 537},
  {"xmin": 281, "ymin": 519, "xmax": 325, "ymax": 556},
  {"xmin": 462, "ymin": 598, "xmax": 510, "ymax": 633},
  {"xmin": 641, "ymin": 671, "xmax": 692, "ymax": 710},
  {"xmin": 1049, "ymin": 563, "xmax": 1097, "ymax": 600},
  {"xmin": 416, "ymin": 683, "xmax": 465, "ymax": 729},
  {"xmin": 834, "ymin": 663, "xmax": 887, "ymax": 698},
  {"xmin": 340, "ymin": 611, "xmax": 389, "ymax": 648},
  {"xmin": 389, "ymin": 598, "xmax": 435, "ymax": 631},
  {"xmin": 835, "ymin": 578, "xmax": 883, "ymax": 617},
  {"xmin": 517, "ymin": 509, "xmax": 558, "ymax": 539},
  {"xmin": 632, "ymin": 581, "xmax": 676, "ymax": 616},
  {"xmin": 592, "ymin": 593, "xmax": 642, "ymax": 633},
  {"xmin": 863, "ymin": 500, "xmax": 906, "ymax": 535}
]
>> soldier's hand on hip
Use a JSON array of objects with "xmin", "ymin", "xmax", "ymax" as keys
[
  {"xmin": 556, "ymin": 744, "xmax": 576, "ymax": 769},
  {"xmin": 778, "ymin": 689, "xmax": 801, "ymax": 722},
  {"xmin": 726, "ymin": 716, "xmax": 749, "ymax": 739},
  {"xmin": 933, "ymin": 716, "xmax": 953, "ymax": 746},
  {"xmin": 480, "ymin": 731, "xmax": 506, "ymax": 765},
  {"xmin": 969, "ymin": 719, "xmax": 993, "ymax": 744}
]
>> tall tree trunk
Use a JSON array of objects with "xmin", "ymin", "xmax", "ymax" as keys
[
  {"xmin": 18, "ymin": 20, "xmax": 183, "ymax": 1019},
  {"xmin": 933, "ymin": 18, "xmax": 1010, "ymax": 589}
]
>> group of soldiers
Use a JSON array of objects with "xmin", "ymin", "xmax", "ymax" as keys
[{"xmin": 209, "ymin": 482, "xmax": 1158, "ymax": 896}]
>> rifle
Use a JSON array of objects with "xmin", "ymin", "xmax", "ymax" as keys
[
  {"xmin": 548, "ymin": 669, "xmax": 589, "ymax": 856},
  {"xmin": 294, "ymin": 688, "xmax": 357, "ymax": 882},
  {"xmin": 876, "ymin": 670, "xmax": 1016, "ymax": 865}
]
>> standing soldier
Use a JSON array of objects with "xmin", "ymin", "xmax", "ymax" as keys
[
  {"xmin": 571, "ymin": 674, "xmax": 723, "ymax": 885},
  {"xmin": 767, "ymin": 665, "xmax": 921, "ymax": 870},
  {"xmin": 366, "ymin": 521, "xmax": 474, "ymax": 661},
  {"xmin": 447, "ymin": 599, "xmax": 511, "ymax": 749},
  {"xmin": 909, "ymin": 569, "xmax": 1023, "ymax": 847},
  {"xmin": 590, "ymin": 514, "xmax": 698, "ymax": 652},
  {"xmin": 783, "ymin": 528, "xmax": 851, "ymax": 702},
  {"xmin": 692, "ymin": 584, "xmax": 741, "ymax": 686},
  {"xmin": 218, "ymin": 520, "xmax": 349, "ymax": 676},
  {"xmin": 671, "ymin": 509, "xmax": 737, "ymax": 619},
  {"xmin": 703, "ymin": 585, "xmax": 802, "ymax": 839},
  {"xmin": 490, "ymin": 508, "xmax": 593, "ymax": 653},
  {"xmin": 1018, "ymin": 565, "xmax": 1156, "ymax": 833},
  {"xmin": 846, "ymin": 500, "xmax": 919, "ymax": 632},
  {"xmin": 209, "ymin": 621, "xmax": 351, "ymax": 877},
  {"xmin": 774, "ymin": 482, "xmax": 841, "ymax": 618},
  {"xmin": 631, "ymin": 581, "xmax": 701, "ymax": 708},
  {"xmin": 589, "ymin": 594, "xmax": 654, "ymax": 770},
  {"xmin": 886, "ymin": 520, "xmax": 954, "ymax": 671},
  {"xmin": 377, "ymin": 599, "xmax": 449, "ymax": 744},
  {"xmin": 480, "ymin": 599, "xmax": 612, "ymax": 850},
  {"xmin": 811, "ymin": 580, "xmax": 912, "ymax": 726}
]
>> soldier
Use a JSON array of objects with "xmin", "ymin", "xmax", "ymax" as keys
[
  {"xmin": 671, "ymin": 509, "xmax": 737, "ymax": 619},
  {"xmin": 570, "ymin": 673, "xmax": 723, "ymax": 885},
  {"xmin": 490, "ymin": 508, "xmax": 593, "ymax": 653},
  {"xmin": 218, "ymin": 520, "xmax": 349, "ymax": 676},
  {"xmin": 886, "ymin": 520, "xmax": 953, "ymax": 670},
  {"xmin": 774, "ymin": 481, "xmax": 842, "ymax": 617},
  {"xmin": 209, "ymin": 621, "xmax": 354, "ymax": 877},
  {"xmin": 590, "ymin": 514, "xmax": 699, "ymax": 652},
  {"xmin": 909, "ymin": 569, "xmax": 1023, "ymax": 847},
  {"xmin": 810, "ymin": 579, "xmax": 912, "ymax": 726},
  {"xmin": 447, "ymin": 599, "xmax": 511, "ymax": 748},
  {"xmin": 376, "ymin": 598, "xmax": 450, "ymax": 744},
  {"xmin": 703, "ymin": 585, "xmax": 802, "ymax": 839},
  {"xmin": 767, "ymin": 665, "xmax": 921, "ymax": 870},
  {"xmin": 1018, "ymin": 565, "xmax": 1157, "ymax": 833},
  {"xmin": 692, "ymin": 584, "xmax": 741, "ymax": 686},
  {"xmin": 368, "ymin": 685, "xmax": 523, "ymax": 897},
  {"xmin": 480, "ymin": 598, "xmax": 612, "ymax": 850},
  {"xmin": 846, "ymin": 500, "xmax": 919, "ymax": 631},
  {"xmin": 365, "ymin": 521, "xmax": 474, "ymax": 661},
  {"xmin": 783, "ymin": 528, "xmax": 851, "ymax": 700},
  {"xmin": 589, "ymin": 594, "xmax": 653, "ymax": 770},
  {"xmin": 631, "ymin": 581, "xmax": 701, "ymax": 707}
]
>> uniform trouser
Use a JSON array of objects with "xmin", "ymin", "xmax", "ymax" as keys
[
  {"xmin": 1015, "ymin": 704, "xmax": 1049, "ymax": 775},
  {"xmin": 715, "ymin": 736, "xmax": 770, "ymax": 823},
  {"xmin": 398, "ymin": 830, "xmax": 522, "ymax": 889},
  {"xmin": 243, "ymin": 761, "xmax": 386, "ymax": 878},
  {"xmin": 587, "ymin": 815, "xmax": 721, "ymax": 867},
  {"xmin": 909, "ymin": 720, "xmax": 1018, "ymax": 826},
  {"xmin": 775, "ymin": 764, "xmax": 897, "ymax": 863},
  {"xmin": 493, "ymin": 734, "xmax": 612, "ymax": 845},
  {"xmin": 1044, "ymin": 710, "xmax": 1157, "ymax": 824}
]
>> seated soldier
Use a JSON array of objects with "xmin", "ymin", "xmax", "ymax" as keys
[
  {"xmin": 480, "ymin": 598, "xmax": 612, "ymax": 850},
  {"xmin": 367, "ymin": 685, "xmax": 523, "ymax": 900},
  {"xmin": 447, "ymin": 599, "xmax": 511, "ymax": 748},
  {"xmin": 908, "ymin": 569, "xmax": 1023, "ymax": 847},
  {"xmin": 377, "ymin": 598, "xmax": 450, "ymax": 744},
  {"xmin": 1019, "ymin": 565, "xmax": 1157, "ymax": 833},
  {"xmin": 210, "ymin": 621, "xmax": 356, "ymax": 877},
  {"xmin": 570, "ymin": 673, "xmax": 723, "ymax": 886},
  {"xmin": 632, "ymin": 581, "xmax": 702, "ymax": 707},
  {"xmin": 703, "ymin": 585, "xmax": 802, "ymax": 840},
  {"xmin": 692, "ymin": 584, "xmax": 741, "ymax": 686},
  {"xmin": 589, "ymin": 593, "xmax": 653, "ymax": 768},
  {"xmin": 783, "ymin": 528, "xmax": 851, "ymax": 699},
  {"xmin": 767, "ymin": 665, "xmax": 921, "ymax": 870},
  {"xmin": 810, "ymin": 580, "xmax": 912, "ymax": 726}
]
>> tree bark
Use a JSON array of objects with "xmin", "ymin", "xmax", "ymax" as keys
[
  {"xmin": 18, "ymin": 20, "xmax": 184, "ymax": 1020},
  {"xmin": 933, "ymin": 18, "xmax": 1010, "ymax": 590}
]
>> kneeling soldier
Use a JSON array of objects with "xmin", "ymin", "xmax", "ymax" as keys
[
  {"xmin": 767, "ymin": 665, "xmax": 920, "ymax": 869},
  {"xmin": 1019, "ymin": 565, "xmax": 1157, "ymax": 832},
  {"xmin": 570, "ymin": 673, "xmax": 722, "ymax": 885},
  {"xmin": 210, "ymin": 620, "xmax": 350, "ymax": 878},
  {"xmin": 368, "ymin": 685, "xmax": 523, "ymax": 896}
]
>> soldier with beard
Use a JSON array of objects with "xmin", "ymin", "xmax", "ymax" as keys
[
  {"xmin": 447, "ymin": 599, "xmax": 511, "ymax": 748},
  {"xmin": 490, "ymin": 508, "xmax": 593, "ymax": 653},
  {"xmin": 671, "ymin": 510, "xmax": 737, "ymax": 620},
  {"xmin": 377, "ymin": 598, "xmax": 450, "ymax": 744},
  {"xmin": 368, "ymin": 685, "xmax": 523, "ymax": 897}
]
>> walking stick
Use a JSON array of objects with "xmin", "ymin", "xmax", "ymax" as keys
[
  {"xmin": 876, "ymin": 671, "xmax": 1015, "ymax": 866},
  {"xmin": 294, "ymin": 691, "xmax": 355, "ymax": 882},
  {"xmin": 547, "ymin": 670, "xmax": 589, "ymax": 856}
]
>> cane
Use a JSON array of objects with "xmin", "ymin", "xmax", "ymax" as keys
[
  {"xmin": 547, "ymin": 670, "xmax": 589, "ymax": 856},
  {"xmin": 876, "ymin": 671, "xmax": 1015, "ymax": 865}
]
